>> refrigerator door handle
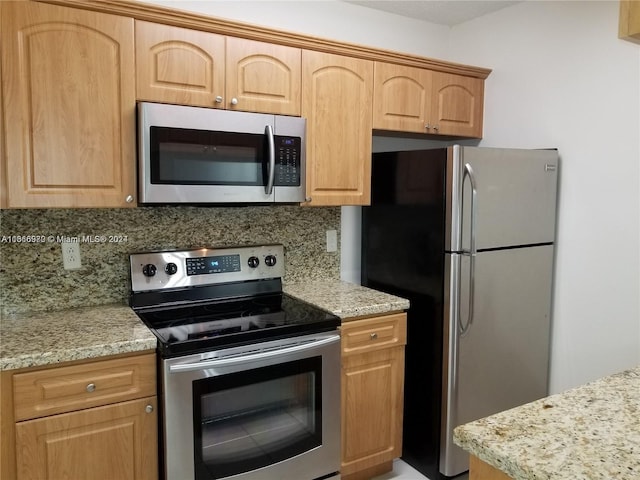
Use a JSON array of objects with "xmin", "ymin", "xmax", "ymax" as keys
[{"xmin": 460, "ymin": 162, "xmax": 478, "ymax": 336}]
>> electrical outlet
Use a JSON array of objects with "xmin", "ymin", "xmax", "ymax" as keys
[
  {"xmin": 61, "ymin": 242, "xmax": 82, "ymax": 270},
  {"xmin": 326, "ymin": 230, "xmax": 338, "ymax": 252}
]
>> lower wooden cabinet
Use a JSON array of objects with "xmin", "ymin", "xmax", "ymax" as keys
[
  {"xmin": 1, "ymin": 352, "xmax": 158, "ymax": 480},
  {"xmin": 340, "ymin": 313, "xmax": 407, "ymax": 480},
  {"xmin": 15, "ymin": 396, "xmax": 157, "ymax": 480},
  {"xmin": 469, "ymin": 455, "xmax": 514, "ymax": 480}
]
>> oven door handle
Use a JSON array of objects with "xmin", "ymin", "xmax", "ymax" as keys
[{"xmin": 168, "ymin": 334, "xmax": 340, "ymax": 373}]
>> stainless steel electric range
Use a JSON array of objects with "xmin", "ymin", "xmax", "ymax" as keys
[{"xmin": 129, "ymin": 244, "xmax": 341, "ymax": 480}]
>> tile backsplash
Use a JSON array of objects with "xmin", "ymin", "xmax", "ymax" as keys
[{"xmin": 0, "ymin": 206, "xmax": 340, "ymax": 315}]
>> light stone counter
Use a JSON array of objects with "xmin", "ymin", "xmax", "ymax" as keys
[
  {"xmin": 1, "ymin": 281, "xmax": 408, "ymax": 371},
  {"xmin": 1, "ymin": 304, "xmax": 157, "ymax": 371},
  {"xmin": 284, "ymin": 280, "xmax": 409, "ymax": 319},
  {"xmin": 453, "ymin": 366, "xmax": 640, "ymax": 480}
]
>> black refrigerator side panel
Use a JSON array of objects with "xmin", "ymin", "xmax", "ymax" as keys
[{"xmin": 362, "ymin": 149, "xmax": 447, "ymax": 480}]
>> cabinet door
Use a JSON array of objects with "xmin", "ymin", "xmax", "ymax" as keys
[
  {"xmin": 15, "ymin": 397, "xmax": 158, "ymax": 480},
  {"xmin": 341, "ymin": 347, "xmax": 405, "ymax": 478},
  {"xmin": 1, "ymin": 1, "xmax": 136, "ymax": 208},
  {"xmin": 373, "ymin": 62, "xmax": 432, "ymax": 134},
  {"xmin": 619, "ymin": 0, "xmax": 640, "ymax": 43},
  {"xmin": 302, "ymin": 51, "xmax": 373, "ymax": 206},
  {"xmin": 430, "ymin": 72, "xmax": 484, "ymax": 138},
  {"xmin": 135, "ymin": 21, "xmax": 225, "ymax": 108},
  {"xmin": 226, "ymin": 37, "xmax": 301, "ymax": 115}
]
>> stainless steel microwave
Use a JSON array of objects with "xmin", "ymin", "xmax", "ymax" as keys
[{"xmin": 138, "ymin": 102, "xmax": 306, "ymax": 204}]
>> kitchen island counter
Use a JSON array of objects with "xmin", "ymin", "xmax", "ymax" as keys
[
  {"xmin": 0, "ymin": 304, "xmax": 157, "ymax": 371},
  {"xmin": 453, "ymin": 366, "xmax": 640, "ymax": 480},
  {"xmin": 284, "ymin": 280, "xmax": 409, "ymax": 319}
]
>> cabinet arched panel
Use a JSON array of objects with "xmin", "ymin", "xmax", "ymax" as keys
[
  {"xmin": 27, "ymin": 24, "xmax": 121, "ymax": 189},
  {"xmin": 436, "ymin": 84, "xmax": 475, "ymax": 123},
  {"xmin": 151, "ymin": 41, "xmax": 213, "ymax": 91},
  {"xmin": 381, "ymin": 77, "xmax": 426, "ymax": 118}
]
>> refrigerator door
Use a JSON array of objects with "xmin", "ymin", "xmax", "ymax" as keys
[
  {"xmin": 447, "ymin": 146, "xmax": 559, "ymax": 251},
  {"xmin": 440, "ymin": 245, "xmax": 554, "ymax": 477}
]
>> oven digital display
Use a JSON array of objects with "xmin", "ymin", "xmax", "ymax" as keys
[{"xmin": 186, "ymin": 254, "xmax": 241, "ymax": 276}]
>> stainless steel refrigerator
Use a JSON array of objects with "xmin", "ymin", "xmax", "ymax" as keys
[{"xmin": 361, "ymin": 145, "xmax": 558, "ymax": 478}]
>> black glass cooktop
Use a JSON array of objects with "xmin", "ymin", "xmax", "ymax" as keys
[{"xmin": 134, "ymin": 293, "xmax": 340, "ymax": 357}]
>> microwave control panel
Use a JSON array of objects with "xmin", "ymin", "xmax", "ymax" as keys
[{"xmin": 275, "ymin": 136, "xmax": 300, "ymax": 186}]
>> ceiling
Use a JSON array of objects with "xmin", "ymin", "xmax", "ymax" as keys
[{"xmin": 342, "ymin": 1, "xmax": 520, "ymax": 26}]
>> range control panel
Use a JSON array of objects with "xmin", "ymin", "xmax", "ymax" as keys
[{"xmin": 130, "ymin": 244, "xmax": 284, "ymax": 292}]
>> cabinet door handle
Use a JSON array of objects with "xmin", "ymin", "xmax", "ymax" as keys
[
  {"xmin": 425, "ymin": 123, "xmax": 431, "ymax": 130},
  {"xmin": 433, "ymin": 124, "xmax": 439, "ymax": 131},
  {"xmin": 230, "ymin": 97, "xmax": 238, "ymax": 106},
  {"xmin": 370, "ymin": 332, "xmax": 378, "ymax": 340},
  {"xmin": 125, "ymin": 195, "xmax": 134, "ymax": 203},
  {"xmin": 86, "ymin": 383, "xmax": 96, "ymax": 393},
  {"xmin": 145, "ymin": 404, "xmax": 154, "ymax": 414},
  {"xmin": 215, "ymin": 96, "xmax": 223, "ymax": 103}
]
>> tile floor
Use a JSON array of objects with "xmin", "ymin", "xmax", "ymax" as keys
[{"xmin": 371, "ymin": 459, "xmax": 469, "ymax": 480}]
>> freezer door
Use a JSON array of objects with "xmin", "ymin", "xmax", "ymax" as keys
[
  {"xmin": 448, "ymin": 146, "xmax": 558, "ymax": 251},
  {"xmin": 440, "ymin": 246, "xmax": 553, "ymax": 477}
]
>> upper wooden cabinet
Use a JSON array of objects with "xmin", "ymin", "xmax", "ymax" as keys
[
  {"xmin": 135, "ymin": 21, "xmax": 225, "ymax": 109},
  {"xmin": 136, "ymin": 21, "xmax": 301, "ymax": 115},
  {"xmin": 373, "ymin": 62, "xmax": 484, "ymax": 138},
  {"xmin": 0, "ymin": 1, "xmax": 137, "ymax": 208},
  {"xmin": 226, "ymin": 37, "xmax": 301, "ymax": 115},
  {"xmin": 302, "ymin": 51, "xmax": 373, "ymax": 206},
  {"xmin": 430, "ymin": 71, "xmax": 484, "ymax": 138},
  {"xmin": 373, "ymin": 62, "xmax": 432, "ymax": 133},
  {"xmin": 619, "ymin": 0, "xmax": 640, "ymax": 43}
]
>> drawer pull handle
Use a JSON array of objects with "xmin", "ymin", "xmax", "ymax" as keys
[
  {"xmin": 145, "ymin": 404, "xmax": 154, "ymax": 414},
  {"xmin": 370, "ymin": 333, "xmax": 378, "ymax": 340},
  {"xmin": 86, "ymin": 383, "xmax": 96, "ymax": 393}
]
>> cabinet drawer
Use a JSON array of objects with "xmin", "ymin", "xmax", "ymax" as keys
[
  {"xmin": 13, "ymin": 354, "xmax": 156, "ymax": 421},
  {"xmin": 341, "ymin": 313, "xmax": 407, "ymax": 356}
]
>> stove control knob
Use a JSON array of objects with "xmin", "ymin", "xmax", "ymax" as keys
[
  {"xmin": 142, "ymin": 264, "xmax": 157, "ymax": 277},
  {"xmin": 248, "ymin": 256, "xmax": 260, "ymax": 268},
  {"xmin": 265, "ymin": 255, "xmax": 277, "ymax": 267},
  {"xmin": 165, "ymin": 262, "xmax": 178, "ymax": 275}
]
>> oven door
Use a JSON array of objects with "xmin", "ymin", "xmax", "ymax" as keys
[{"xmin": 161, "ymin": 331, "xmax": 341, "ymax": 480}]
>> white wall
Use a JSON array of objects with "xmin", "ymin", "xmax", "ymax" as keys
[
  {"xmin": 449, "ymin": 1, "xmax": 640, "ymax": 392},
  {"xmin": 149, "ymin": 0, "xmax": 450, "ymax": 58},
  {"xmin": 143, "ymin": 0, "xmax": 640, "ymax": 392}
]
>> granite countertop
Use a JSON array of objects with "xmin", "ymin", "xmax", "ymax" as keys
[
  {"xmin": 453, "ymin": 366, "xmax": 640, "ymax": 480},
  {"xmin": 1, "ymin": 281, "xmax": 409, "ymax": 371},
  {"xmin": 284, "ymin": 280, "xmax": 409, "ymax": 319},
  {"xmin": 0, "ymin": 304, "xmax": 157, "ymax": 371}
]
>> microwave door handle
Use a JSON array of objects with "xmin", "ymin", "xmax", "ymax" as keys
[{"xmin": 265, "ymin": 124, "xmax": 275, "ymax": 195}]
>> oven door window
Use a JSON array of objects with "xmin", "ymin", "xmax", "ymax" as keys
[
  {"xmin": 150, "ymin": 126, "xmax": 267, "ymax": 186},
  {"xmin": 193, "ymin": 357, "xmax": 322, "ymax": 480}
]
